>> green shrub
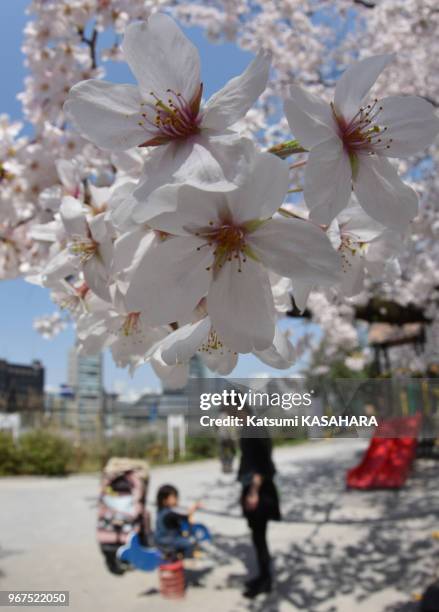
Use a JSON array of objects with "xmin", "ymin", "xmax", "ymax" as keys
[
  {"xmin": 18, "ymin": 430, "xmax": 74, "ymax": 476},
  {"xmin": 101, "ymin": 434, "xmax": 167, "ymax": 465},
  {"xmin": 146, "ymin": 442, "xmax": 167, "ymax": 463},
  {"xmin": 70, "ymin": 440, "xmax": 103, "ymax": 473},
  {"xmin": 186, "ymin": 436, "xmax": 218, "ymax": 460},
  {"xmin": 0, "ymin": 431, "xmax": 21, "ymax": 475},
  {"xmin": 104, "ymin": 433, "xmax": 158, "ymax": 458},
  {"xmin": 0, "ymin": 428, "xmax": 224, "ymax": 476}
]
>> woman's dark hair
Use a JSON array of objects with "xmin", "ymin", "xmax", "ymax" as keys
[{"xmin": 156, "ymin": 484, "xmax": 179, "ymax": 509}]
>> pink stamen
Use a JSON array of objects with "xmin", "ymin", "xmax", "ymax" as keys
[
  {"xmin": 333, "ymin": 99, "xmax": 393, "ymax": 154},
  {"xmin": 138, "ymin": 84, "xmax": 203, "ymax": 147}
]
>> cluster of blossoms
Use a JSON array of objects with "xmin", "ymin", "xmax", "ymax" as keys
[
  {"xmin": 40, "ymin": 14, "xmax": 439, "ymax": 385},
  {"xmin": 2, "ymin": 1, "xmax": 439, "ymax": 385},
  {"xmin": 33, "ymin": 312, "xmax": 67, "ymax": 339},
  {"xmin": 176, "ymin": 0, "xmax": 439, "ymax": 373}
]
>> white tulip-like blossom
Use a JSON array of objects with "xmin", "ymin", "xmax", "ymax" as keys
[{"xmin": 1, "ymin": 1, "xmax": 439, "ymax": 386}]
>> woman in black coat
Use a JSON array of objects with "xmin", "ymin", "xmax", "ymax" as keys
[{"xmin": 238, "ymin": 426, "xmax": 281, "ymax": 598}]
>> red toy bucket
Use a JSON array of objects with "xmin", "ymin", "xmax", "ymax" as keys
[{"xmin": 159, "ymin": 560, "xmax": 185, "ymax": 599}]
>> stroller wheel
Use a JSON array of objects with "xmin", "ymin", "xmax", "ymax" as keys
[{"xmin": 103, "ymin": 550, "xmax": 126, "ymax": 576}]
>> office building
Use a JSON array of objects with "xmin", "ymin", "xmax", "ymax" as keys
[
  {"xmin": 68, "ymin": 349, "xmax": 103, "ymax": 432},
  {"xmin": 0, "ymin": 359, "xmax": 44, "ymax": 413}
]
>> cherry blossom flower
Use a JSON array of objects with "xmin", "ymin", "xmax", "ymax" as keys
[
  {"xmin": 75, "ymin": 290, "xmax": 170, "ymax": 373},
  {"xmin": 64, "ymin": 13, "xmax": 271, "ymax": 203},
  {"xmin": 4, "ymin": 2, "xmax": 439, "ymax": 386},
  {"xmin": 157, "ymin": 314, "xmax": 296, "ymax": 375},
  {"xmin": 50, "ymin": 278, "xmax": 90, "ymax": 316},
  {"xmin": 345, "ymin": 353, "xmax": 369, "ymax": 372},
  {"xmin": 124, "ymin": 153, "xmax": 341, "ymax": 352},
  {"xmin": 150, "ymin": 353, "xmax": 190, "ymax": 390},
  {"xmin": 39, "ymin": 159, "xmax": 84, "ymax": 212},
  {"xmin": 33, "ymin": 312, "xmax": 66, "ymax": 339},
  {"xmin": 327, "ymin": 200, "xmax": 404, "ymax": 296},
  {"xmin": 284, "ymin": 54, "xmax": 439, "ymax": 230},
  {"xmin": 57, "ymin": 196, "xmax": 114, "ymax": 301}
]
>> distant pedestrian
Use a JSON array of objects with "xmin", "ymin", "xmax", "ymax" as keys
[{"xmin": 218, "ymin": 424, "xmax": 236, "ymax": 473}]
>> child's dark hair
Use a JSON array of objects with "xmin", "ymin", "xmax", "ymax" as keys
[{"xmin": 156, "ymin": 484, "xmax": 179, "ymax": 509}]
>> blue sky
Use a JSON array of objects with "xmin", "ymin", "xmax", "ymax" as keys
[{"xmin": 0, "ymin": 2, "xmax": 315, "ymax": 397}]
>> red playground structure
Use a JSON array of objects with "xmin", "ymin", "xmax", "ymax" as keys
[{"xmin": 346, "ymin": 414, "xmax": 422, "ymax": 489}]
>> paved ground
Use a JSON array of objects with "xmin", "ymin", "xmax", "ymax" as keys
[{"xmin": 1, "ymin": 439, "xmax": 439, "ymax": 612}]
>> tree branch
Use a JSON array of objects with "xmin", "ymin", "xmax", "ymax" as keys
[
  {"xmin": 0, "ymin": 213, "xmax": 36, "ymax": 243},
  {"xmin": 79, "ymin": 26, "xmax": 98, "ymax": 70},
  {"xmin": 353, "ymin": 0, "xmax": 376, "ymax": 8},
  {"xmin": 422, "ymin": 95, "xmax": 439, "ymax": 108},
  {"xmin": 287, "ymin": 296, "xmax": 431, "ymax": 326}
]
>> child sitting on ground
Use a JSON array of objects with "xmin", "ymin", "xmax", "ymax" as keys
[{"xmin": 155, "ymin": 484, "xmax": 202, "ymax": 558}]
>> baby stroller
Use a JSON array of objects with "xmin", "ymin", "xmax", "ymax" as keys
[{"xmin": 97, "ymin": 457, "xmax": 151, "ymax": 575}]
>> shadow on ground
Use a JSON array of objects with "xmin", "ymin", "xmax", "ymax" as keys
[
  {"xmin": 0, "ymin": 546, "xmax": 24, "ymax": 580},
  {"xmin": 201, "ymin": 456, "xmax": 439, "ymax": 611}
]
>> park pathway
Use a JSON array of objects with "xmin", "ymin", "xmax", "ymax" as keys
[{"xmin": 1, "ymin": 439, "xmax": 439, "ymax": 612}]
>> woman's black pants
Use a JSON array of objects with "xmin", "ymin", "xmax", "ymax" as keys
[{"xmin": 249, "ymin": 518, "xmax": 271, "ymax": 580}]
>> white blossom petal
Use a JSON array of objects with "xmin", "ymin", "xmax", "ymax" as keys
[
  {"xmin": 88, "ymin": 184, "xmax": 112, "ymax": 210},
  {"xmin": 147, "ymin": 187, "xmax": 226, "ymax": 235},
  {"xmin": 207, "ymin": 258, "xmax": 275, "ymax": 353},
  {"xmin": 226, "ymin": 152, "xmax": 289, "ymax": 222},
  {"xmin": 41, "ymin": 250, "xmax": 76, "ymax": 284},
  {"xmin": 338, "ymin": 200, "xmax": 385, "ymax": 242},
  {"xmin": 108, "ymin": 181, "xmax": 139, "ymax": 232},
  {"xmin": 64, "ymin": 80, "xmax": 146, "ymax": 150},
  {"xmin": 291, "ymin": 279, "xmax": 312, "ymax": 312},
  {"xmin": 334, "ymin": 54, "xmax": 394, "ymax": 122},
  {"xmin": 29, "ymin": 221, "xmax": 59, "ymax": 243},
  {"xmin": 132, "ymin": 135, "xmax": 255, "ymax": 222},
  {"xmin": 88, "ymin": 213, "xmax": 108, "ymax": 243},
  {"xmin": 175, "ymin": 133, "xmax": 255, "ymax": 192},
  {"xmin": 113, "ymin": 229, "xmax": 156, "ymax": 277},
  {"xmin": 254, "ymin": 327, "xmax": 295, "ymax": 369},
  {"xmin": 83, "ymin": 258, "xmax": 111, "ymax": 302},
  {"xmin": 365, "ymin": 229, "xmax": 405, "ymax": 277},
  {"xmin": 125, "ymin": 236, "xmax": 213, "ymax": 325},
  {"xmin": 112, "ymin": 323, "xmax": 168, "ymax": 371},
  {"xmin": 249, "ymin": 217, "xmax": 342, "ymax": 285},
  {"xmin": 151, "ymin": 354, "xmax": 189, "ymax": 390},
  {"xmin": 377, "ymin": 96, "xmax": 439, "ymax": 158},
  {"xmin": 304, "ymin": 137, "xmax": 352, "ymax": 225},
  {"xmin": 131, "ymin": 147, "xmax": 186, "ymax": 223},
  {"xmin": 77, "ymin": 313, "xmax": 113, "ymax": 355},
  {"xmin": 56, "ymin": 159, "xmax": 81, "ymax": 195},
  {"xmin": 339, "ymin": 249, "xmax": 365, "ymax": 297},
  {"xmin": 161, "ymin": 317, "xmax": 211, "ymax": 365},
  {"xmin": 284, "ymin": 86, "xmax": 337, "ymax": 148},
  {"xmin": 201, "ymin": 347, "xmax": 238, "ymax": 375},
  {"xmin": 354, "ymin": 155, "xmax": 418, "ymax": 231},
  {"xmin": 202, "ymin": 51, "xmax": 271, "ymax": 130},
  {"xmin": 60, "ymin": 196, "xmax": 87, "ymax": 236},
  {"xmin": 122, "ymin": 15, "xmax": 200, "ymax": 101},
  {"xmin": 39, "ymin": 186, "xmax": 63, "ymax": 212}
]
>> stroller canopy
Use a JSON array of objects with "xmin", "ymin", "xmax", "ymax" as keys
[{"xmin": 103, "ymin": 457, "xmax": 150, "ymax": 481}]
